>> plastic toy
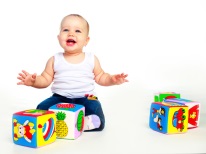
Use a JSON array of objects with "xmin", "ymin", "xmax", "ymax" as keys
[
  {"xmin": 85, "ymin": 94, "xmax": 98, "ymax": 100},
  {"xmin": 49, "ymin": 103, "xmax": 85, "ymax": 140},
  {"xmin": 149, "ymin": 102, "xmax": 188, "ymax": 134},
  {"xmin": 164, "ymin": 98, "xmax": 200, "ymax": 128},
  {"xmin": 154, "ymin": 92, "xmax": 181, "ymax": 102},
  {"xmin": 12, "ymin": 109, "xmax": 56, "ymax": 148}
]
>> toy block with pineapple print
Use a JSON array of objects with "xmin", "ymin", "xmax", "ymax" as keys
[
  {"xmin": 164, "ymin": 98, "xmax": 200, "ymax": 128},
  {"xmin": 49, "ymin": 103, "xmax": 85, "ymax": 140},
  {"xmin": 149, "ymin": 102, "xmax": 188, "ymax": 134},
  {"xmin": 12, "ymin": 109, "xmax": 56, "ymax": 148},
  {"xmin": 154, "ymin": 92, "xmax": 181, "ymax": 102}
]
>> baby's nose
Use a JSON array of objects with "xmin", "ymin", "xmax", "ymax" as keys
[{"xmin": 68, "ymin": 32, "xmax": 74, "ymax": 37}]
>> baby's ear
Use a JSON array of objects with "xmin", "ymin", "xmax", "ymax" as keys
[
  {"xmin": 57, "ymin": 35, "xmax": 60, "ymax": 40},
  {"xmin": 85, "ymin": 37, "xmax": 90, "ymax": 46}
]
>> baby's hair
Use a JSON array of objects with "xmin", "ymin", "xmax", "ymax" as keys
[{"xmin": 60, "ymin": 14, "xmax": 90, "ymax": 35}]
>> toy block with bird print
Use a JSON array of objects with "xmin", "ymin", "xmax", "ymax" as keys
[
  {"xmin": 12, "ymin": 109, "xmax": 56, "ymax": 148},
  {"xmin": 49, "ymin": 103, "xmax": 85, "ymax": 140}
]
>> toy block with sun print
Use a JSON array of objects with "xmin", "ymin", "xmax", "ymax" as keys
[
  {"xmin": 49, "ymin": 103, "xmax": 85, "ymax": 140},
  {"xmin": 164, "ymin": 98, "xmax": 200, "ymax": 128},
  {"xmin": 12, "ymin": 109, "xmax": 56, "ymax": 148},
  {"xmin": 149, "ymin": 102, "xmax": 188, "ymax": 134},
  {"xmin": 154, "ymin": 92, "xmax": 181, "ymax": 102}
]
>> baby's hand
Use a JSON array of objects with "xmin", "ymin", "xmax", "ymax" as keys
[
  {"xmin": 17, "ymin": 70, "xmax": 37, "ymax": 86},
  {"xmin": 111, "ymin": 73, "xmax": 128, "ymax": 85}
]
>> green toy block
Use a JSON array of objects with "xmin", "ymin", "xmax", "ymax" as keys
[{"xmin": 154, "ymin": 92, "xmax": 181, "ymax": 102}]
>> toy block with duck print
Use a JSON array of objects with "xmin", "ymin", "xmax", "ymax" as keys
[{"xmin": 12, "ymin": 109, "xmax": 56, "ymax": 148}]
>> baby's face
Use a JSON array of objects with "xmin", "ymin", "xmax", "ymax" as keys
[{"xmin": 58, "ymin": 16, "xmax": 90, "ymax": 53}]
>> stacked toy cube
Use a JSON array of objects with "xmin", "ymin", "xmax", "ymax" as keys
[
  {"xmin": 149, "ymin": 92, "xmax": 200, "ymax": 134},
  {"xmin": 12, "ymin": 109, "xmax": 56, "ymax": 148},
  {"xmin": 154, "ymin": 92, "xmax": 181, "ymax": 102},
  {"xmin": 49, "ymin": 103, "xmax": 85, "ymax": 140}
]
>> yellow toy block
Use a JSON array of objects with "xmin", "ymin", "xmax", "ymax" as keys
[{"xmin": 164, "ymin": 98, "xmax": 200, "ymax": 128}]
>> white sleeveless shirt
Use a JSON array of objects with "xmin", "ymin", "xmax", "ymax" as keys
[{"xmin": 51, "ymin": 52, "xmax": 96, "ymax": 98}]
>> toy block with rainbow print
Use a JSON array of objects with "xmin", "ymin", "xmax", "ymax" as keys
[
  {"xmin": 149, "ymin": 102, "xmax": 188, "ymax": 134},
  {"xmin": 12, "ymin": 109, "xmax": 56, "ymax": 148},
  {"xmin": 164, "ymin": 98, "xmax": 200, "ymax": 128},
  {"xmin": 49, "ymin": 103, "xmax": 85, "ymax": 140},
  {"xmin": 154, "ymin": 92, "xmax": 181, "ymax": 102}
]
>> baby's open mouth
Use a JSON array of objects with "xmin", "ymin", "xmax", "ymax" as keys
[{"xmin": 66, "ymin": 39, "xmax": 76, "ymax": 44}]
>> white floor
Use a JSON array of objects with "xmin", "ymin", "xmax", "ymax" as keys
[{"xmin": 2, "ymin": 83, "xmax": 206, "ymax": 154}]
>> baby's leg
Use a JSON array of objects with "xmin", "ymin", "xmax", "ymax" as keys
[
  {"xmin": 36, "ymin": 94, "xmax": 67, "ymax": 110},
  {"xmin": 82, "ymin": 99, "xmax": 105, "ymax": 132},
  {"xmin": 84, "ymin": 115, "xmax": 101, "ymax": 131}
]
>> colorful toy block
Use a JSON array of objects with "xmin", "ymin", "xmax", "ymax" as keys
[
  {"xmin": 154, "ymin": 92, "xmax": 181, "ymax": 102},
  {"xmin": 149, "ymin": 102, "xmax": 188, "ymax": 134},
  {"xmin": 12, "ymin": 109, "xmax": 56, "ymax": 148},
  {"xmin": 164, "ymin": 98, "xmax": 200, "ymax": 128},
  {"xmin": 49, "ymin": 103, "xmax": 85, "ymax": 140}
]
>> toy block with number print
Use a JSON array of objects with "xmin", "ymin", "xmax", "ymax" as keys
[
  {"xmin": 154, "ymin": 92, "xmax": 181, "ymax": 102},
  {"xmin": 164, "ymin": 98, "xmax": 200, "ymax": 128},
  {"xmin": 12, "ymin": 109, "xmax": 56, "ymax": 148},
  {"xmin": 49, "ymin": 103, "xmax": 85, "ymax": 140},
  {"xmin": 149, "ymin": 101, "xmax": 188, "ymax": 134}
]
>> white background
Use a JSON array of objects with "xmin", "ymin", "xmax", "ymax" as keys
[{"xmin": 0, "ymin": 0, "xmax": 206, "ymax": 153}]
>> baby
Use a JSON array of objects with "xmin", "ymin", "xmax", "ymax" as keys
[{"xmin": 17, "ymin": 14, "xmax": 128, "ymax": 131}]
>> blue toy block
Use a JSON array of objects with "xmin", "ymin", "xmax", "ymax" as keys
[
  {"xmin": 149, "ymin": 102, "xmax": 188, "ymax": 134},
  {"xmin": 12, "ymin": 109, "xmax": 56, "ymax": 148}
]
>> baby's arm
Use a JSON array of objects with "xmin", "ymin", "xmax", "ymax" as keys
[
  {"xmin": 17, "ymin": 56, "xmax": 54, "ymax": 88},
  {"xmin": 94, "ymin": 55, "xmax": 128, "ymax": 86}
]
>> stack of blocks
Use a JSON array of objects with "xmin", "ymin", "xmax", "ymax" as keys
[
  {"xmin": 49, "ymin": 103, "xmax": 85, "ymax": 140},
  {"xmin": 149, "ymin": 92, "xmax": 200, "ymax": 134},
  {"xmin": 12, "ymin": 109, "xmax": 56, "ymax": 148}
]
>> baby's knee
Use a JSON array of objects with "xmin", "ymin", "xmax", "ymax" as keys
[
  {"xmin": 36, "ymin": 104, "xmax": 48, "ymax": 110},
  {"xmin": 98, "ymin": 122, "xmax": 105, "ymax": 131},
  {"xmin": 95, "ymin": 116, "xmax": 105, "ymax": 131}
]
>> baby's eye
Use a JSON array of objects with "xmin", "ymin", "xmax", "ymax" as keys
[
  {"xmin": 75, "ymin": 30, "xmax": 81, "ymax": 33},
  {"xmin": 63, "ymin": 29, "xmax": 69, "ymax": 32}
]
